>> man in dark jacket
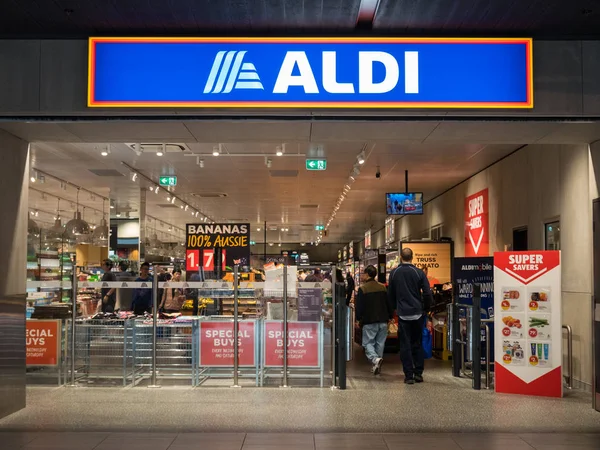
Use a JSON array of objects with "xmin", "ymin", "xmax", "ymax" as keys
[
  {"xmin": 388, "ymin": 248, "xmax": 433, "ymax": 384},
  {"xmin": 356, "ymin": 265, "xmax": 393, "ymax": 375}
]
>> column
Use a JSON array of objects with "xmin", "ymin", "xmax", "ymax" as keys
[{"xmin": 0, "ymin": 129, "xmax": 29, "ymax": 418}]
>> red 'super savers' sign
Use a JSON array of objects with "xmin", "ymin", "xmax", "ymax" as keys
[
  {"xmin": 199, "ymin": 321, "xmax": 255, "ymax": 366},
  {"xmin": 465, "ymin": 188, "xmax": 489, "ymax": 256},
  {"xmin": 264, "ymin": 322, "xmax": 320, "ymax": 367},
  {"xmin": 494, "ymin": 251, "xmax": 560, "ymax": 285}
]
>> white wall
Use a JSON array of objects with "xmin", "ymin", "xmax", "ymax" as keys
[
  {"xmin": 117, "ymin": 220, "xmax": 140, "ymax": 238},
  {"xmin": 388, "ymin": 144, "xmax": 594, "ymax": 388}
]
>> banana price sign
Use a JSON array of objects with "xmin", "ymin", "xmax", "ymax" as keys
[{"xmin": 186, "ymin": 223, "xmax": 250, "ymax": 267}]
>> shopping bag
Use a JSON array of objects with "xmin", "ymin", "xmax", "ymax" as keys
[{"xmin": 422, "ymin": 320, "xmax": 433, "ymax": 359}]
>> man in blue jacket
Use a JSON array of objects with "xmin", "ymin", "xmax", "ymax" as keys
[{"xmin": 388, "ymin": 248, "xmax": 433, "ymax": 384}]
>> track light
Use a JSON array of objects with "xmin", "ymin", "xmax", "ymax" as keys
[
  {"xmin": 156, "ymin": 144, "xmax": 165, "ymax": 157},
  {"xmin": 131, "ymin": 172, "xmax": 138, "ymax": 182},
  {"xmin": 257, "ymin": 227, "xmax": 261, "ymax": 231},
  {"xmin": 265, "ymin": 157, "xmax": 272, "ymax": 168},
  {"xmin": 276, "ymin": 145, "xmax": 284, "ymax": 157},
  {"xmin": 184, "ymin": 205, "xmax": 189, "ymax": 211},
  {"xmin": 171, "ymin": 197, "xmax": 176, "ymax": 204},
  {"xmin": 213, "ymin": 144, "xmax": 221, "ymax": 156},
  {"xmin": 197, "ymin": 156, "xmax": 205, "ymax": 168},
  {"xmin": 101, "ymin": 149, "xmax": 109, "ymax": 156},
  {"xmin": 357, "ymin": 151, "xmax": 365, "ymax": 165},
  {"xmin": 154, "ymin": 186, "xmax": 159, "ymax": 194}
]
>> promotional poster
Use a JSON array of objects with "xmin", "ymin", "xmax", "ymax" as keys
[
  {"xmin": 494, "ymin": 251, "xmax": 562, "ymax": 398},
  {"xmin": 186, "ymin": 223, "xmax": 250, "ymax": 268},
  {"xmin": 465, "ymin": 188, "xmax": 489, "ymax": 257}
]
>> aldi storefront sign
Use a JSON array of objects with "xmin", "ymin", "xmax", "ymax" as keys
[{"xmin": 89, "ymin": 38, "xmax": 533, "ymax": 108}]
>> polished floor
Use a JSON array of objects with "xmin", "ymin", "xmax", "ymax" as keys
[
  {"xmin": 1, "ymin": 432, "xmax": 600, "ymax": 450},
  {"xmin": 2, "ymin": 347, "xmax": 599, "ymax": 434}
]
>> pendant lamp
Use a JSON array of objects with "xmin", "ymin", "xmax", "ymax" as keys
[
  {"xmin": 93, "ymin": 199, "xmax": 109, "ymax": 245},
  {"xmin": 65, "ymin": 188, "xmax": 90, "ymax": 238},
  {"xmin": 48, "ymin": 198, "xmax": 73, "ymax": 242}
]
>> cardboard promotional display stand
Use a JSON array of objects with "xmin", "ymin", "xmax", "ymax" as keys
[{"xmin": 494, "ymin": 251, "xmax": 562, "ymax": 397}]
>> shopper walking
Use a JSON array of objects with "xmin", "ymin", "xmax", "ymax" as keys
[
  {"xmin": 345, "ymin": 271, "xmax": 355, "ymax": 306},
  {"xmin": 160, "ymin": 270, "xmax": 185, "ymax": 313},
  {"xmin": 388, "ymin": 248, "xmax": 433, "ymax": 384},
  {"xmin": 305, "ymin": 268, "xmax": 323, "ymax": 282},
  {"xmin": 356, "ymin": 265, "xmax": 393, "ymax": 375},
  {"xmin": 132, "ymin": 262, "xmax": 153, "ymax": 315}
]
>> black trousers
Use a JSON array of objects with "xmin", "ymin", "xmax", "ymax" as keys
[{"xmin": 398, "ymin": 317, "xmax": 424, "ymax": 379}]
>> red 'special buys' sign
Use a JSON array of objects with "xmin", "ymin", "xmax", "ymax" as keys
[
  {"xmin": 494, "ymin": 251, "xmax": 562, "ymax": 398},
  {"xmin": 199, "ymin": 321, "xmax": 256, "ymax": 367},
  {"xmin": 26, "ymin": 320, "xmax": 60, "ymax": 366},
  {"xmin": 465, "ymin": 188, "xmax": 489, "ymax": 256},
  {"xmin": 264, "ymin": 321, "xmax": 320, "ymax": 367}
]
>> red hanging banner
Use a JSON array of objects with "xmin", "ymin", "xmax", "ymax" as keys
[{"xmin": 465, "ymin": 188, "xmax": 489, "ymax": 256}]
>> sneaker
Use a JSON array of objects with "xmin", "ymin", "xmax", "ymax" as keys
[
  {"xmin": 404, "ymin": 378, "xmax": 415, "ymax": 385},
  {"xmin": 373, "ymin": 357, "xmax": 383, "ymax": 375},
  {"xmin": 415, "ymin": 374, "xmax": 424, "ymax": 383}
]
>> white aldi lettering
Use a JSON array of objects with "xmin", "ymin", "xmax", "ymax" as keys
[{"xmin": 273, "ymin": 51, "xmax": 418, "ymax": 95}]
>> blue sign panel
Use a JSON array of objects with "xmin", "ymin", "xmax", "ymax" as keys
[
  {"xmin": 89, "ymin": 38, "xmax": 533, "ymax": 108},
  {"xmin": 454, "ymin": 256, "xmax": 495, "ymax": 367}
]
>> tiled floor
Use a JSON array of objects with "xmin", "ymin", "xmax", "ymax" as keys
[
  {"xmin": 1, "ymin": 432, "xmax": 600, "ymax": 450},
  {"xmin": 3, "ymin": 345, "xmax": 600, "ymax": 436}
]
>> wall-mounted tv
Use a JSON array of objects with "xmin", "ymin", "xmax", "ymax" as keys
[{"xmin": 386, "ymin": 192, "xmax": 424, "ymax": 215}]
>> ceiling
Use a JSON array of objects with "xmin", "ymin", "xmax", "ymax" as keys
[
  {"xmin": 1, "ymin": 0, "xmax": 600, "ymax": 38},
  {"xmin": 12, "ymin": 119, "xmax": 600, "ymax": 246}
]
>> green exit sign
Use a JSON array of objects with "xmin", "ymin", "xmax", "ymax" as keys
[
  {"xmin": 159, "ymin": 176, "xmax": 177, "ymax": 187},
  {"xmin": 315, "ymin": 225, "xmax": 325, "ymax": 231},
  {"xmin": 306, "ymin": 159, "xmax": 327, "ymax": 171}
]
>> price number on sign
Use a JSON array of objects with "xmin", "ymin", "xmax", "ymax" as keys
[
  {"xmin": 501, "ymin": 300, "xmax": 510, "ymax": 311},
  {"xmin": 529, "ymin": 301, "xmax": 539, "ymax": 311},
  {"xmin": 529, "ymin": 355, "xmax": 539, "ymax": 366},
  {"xmin": 502, "ymin": 327, "xmax": 511, "ymax": 337},
  {"xmin": 529, "ymin": 328, "xmax": 538, "ymax": 338},
  {"xmin": 502, "ymin": 354, "xmax": 512, "ymax": 364},
  {"xmin": 203, "ymin": 249, "xmax": 226, "ymax": 272},
  {"xmin": 186, "ymin": 250, "xmax": 200, "ymax": 271}
]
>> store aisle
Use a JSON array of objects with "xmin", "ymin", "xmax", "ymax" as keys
[{"xmin": 1, "ymin": 431, "xmax": 600, "ymax": 450}]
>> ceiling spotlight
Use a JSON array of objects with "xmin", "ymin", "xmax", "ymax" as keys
[
  {"xmin": 101, "ymin": 149, "xmax": 109, "ymax": 156},
  {"xmin": 171, "ymin": 197, "xmax": 176, "ymax": 204},
  {"xmin": 30, "ymin": 175, "xmax": 36, "ymax": 183},
  {"xmin": 300, "ymin": 243, "xmax": 305, "ymax": 246},
  {"xmin": 212, "ymin": 144, "xmax": 221, "ymax": 157},
  {"xmin": 357, "ymin": 151, "xmax": 365, "ymax": 165},
  {"xmin": 148, "ymin": 186, "xmax": 154, "ymax": 191},
  {"xmin": 198, "ymin": 158, "xmax": 205, "ymax": 168},
  {"xmin": 257, "ymin": 227, "xmax": 261, "ymax": 231},
  {"xmin": 116, "ymin": 212, "xmax": 121, "ymax": 218},
  {"xmin": 131, "ymin": 172, "xmax": 138, "ymax": 182},
  {"xmin": 276, "ymin": 145, "xmax": 284, "ymax": 157},
  {"xmin": 265, "ymin": 157, "xmax": 272, "ymax": 168},
  {"xmin": 180, "ymin": 205, "xmax": 184, "ymax": 209},
  {"xmin": 278, "ymin": 243, "xmax": 282, "ymax": 247},
  {"xmin": 184, "ymin": 205, "xmax": 189, "ymax": 211},
  {"xmin": 269, "ymin": 242, "xmax": 273, "ymax": 246},
  {"xmin": 195, "ymin": 212, "xmax": 199, "ymax": 217},
  {"xmin": 156, "ymin": 151, "xmax": 163, "ymax": 156},
  {"xmin": 154, "ymin": 186, "xmax": 160, "ymax": 194},
  {"xmin": 157, "ymin": 144, "xmax": 165, "ymax": 157}
]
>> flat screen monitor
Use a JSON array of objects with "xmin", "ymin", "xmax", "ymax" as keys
[{"xmin": 386, "ymin": 192, "xmax": 423, "ymax": 215}]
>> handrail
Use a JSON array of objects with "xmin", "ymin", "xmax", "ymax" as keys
[{"xmin": 562, "ymin": 324, "xmax": 573, "ymax": 390}]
